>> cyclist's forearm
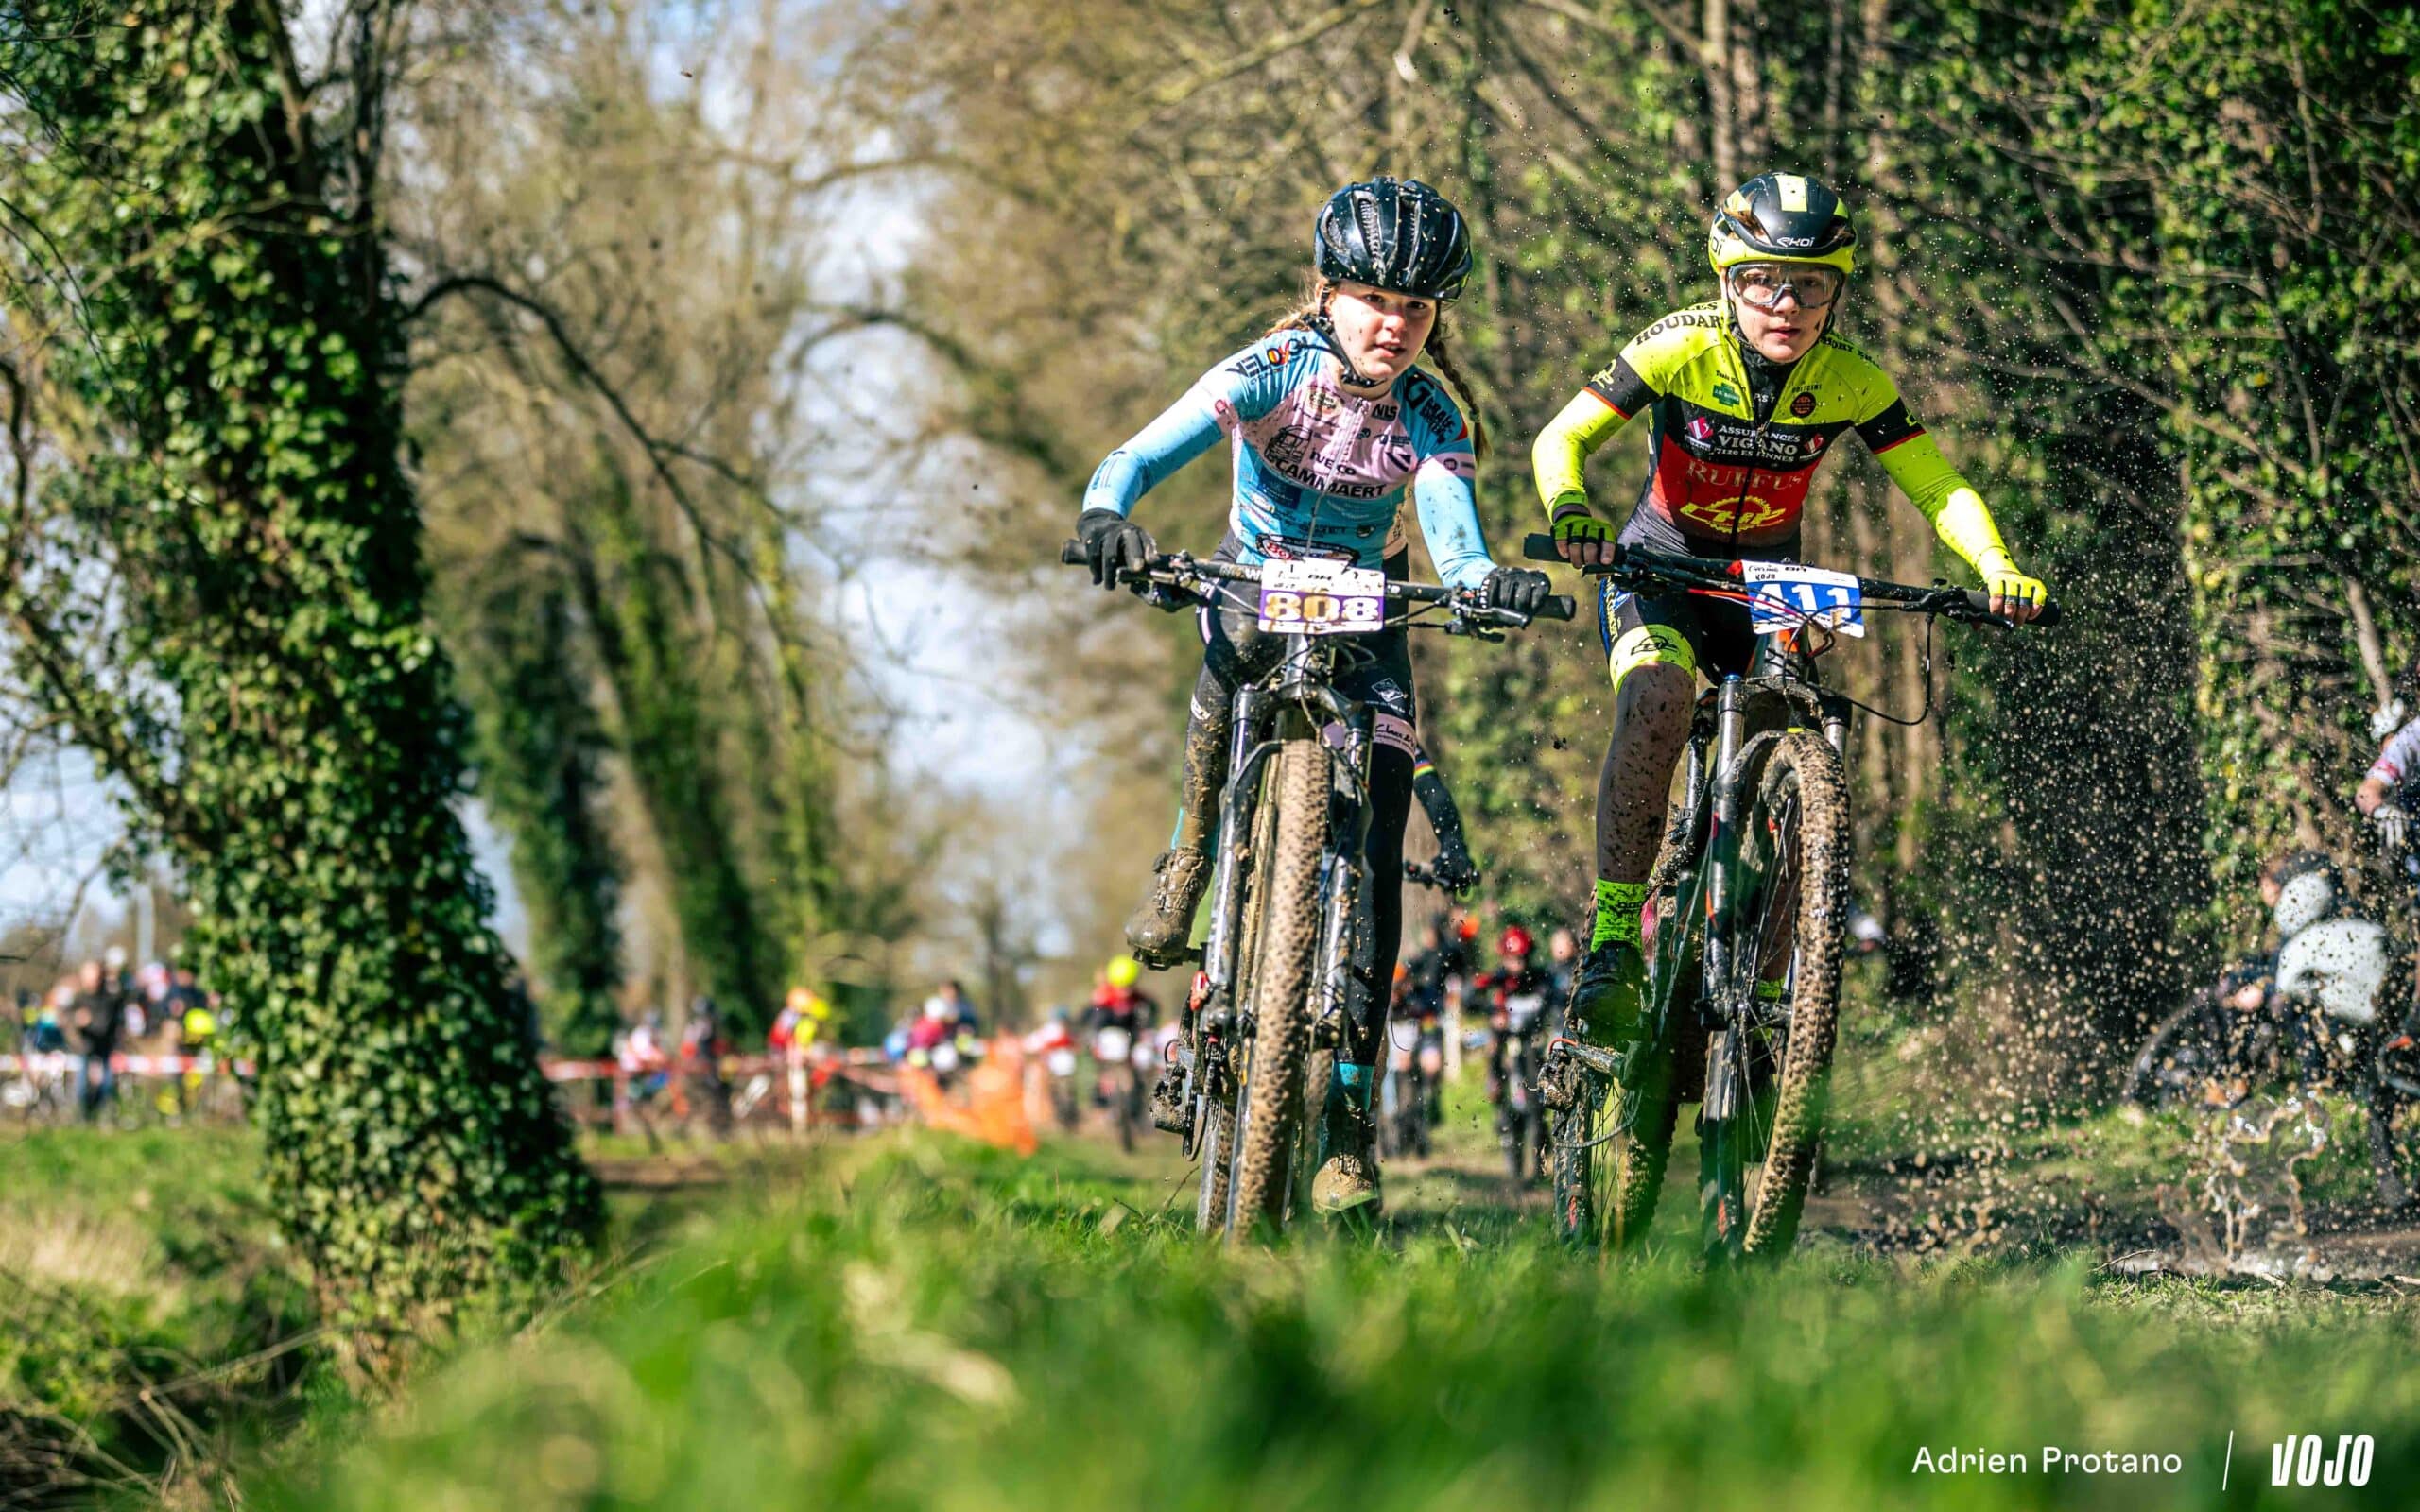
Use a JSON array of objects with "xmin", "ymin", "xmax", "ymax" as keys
[
  {"xmin": 1878, "ymin": 432, "xmax": 2015, "ymax": 573},
  {"xmin": 1412, "ymin": 458, "xmax": 1495, "ymax": 590},
  {"xmin": 1080, "ymin": 397, "xmax": 1224, "ymax": 517},
  {"xmin": 1531, "ymin": 391, "xmax": 1628, "ymax": 520},
  {"xmin": 1532, "ymin": 393, "xmax": 1627, "ymax": 519},
  {"xmin": 1411, "ymin": 755, "xmax": 1467, "ymax": 854}
]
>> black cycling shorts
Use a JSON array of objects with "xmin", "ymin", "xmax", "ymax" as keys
[{"xmin": 1598, "ymin": 512, "xmax": 1797, "ymax": 692}]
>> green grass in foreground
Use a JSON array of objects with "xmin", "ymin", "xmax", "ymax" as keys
[
  {"xmin": 1, "ymin": 1126, "xmax": 320, "ymax": 1500},
  {"xmin": 267, "ymin": 1135, "xmax": 2420, "ymax": 1511}
]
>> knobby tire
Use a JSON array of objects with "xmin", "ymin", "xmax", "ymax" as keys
[
  {"xmin": 1229, "ymin": 738, "xmax": 1331, "ymax": 1237},
  {"xmin": 1702, "ymin": 729, "xmax": 1852, "ymax": 1261},
  {"xmin": 1199, "ymin": 744, "xmax": 1285, "ymax": 1234}
]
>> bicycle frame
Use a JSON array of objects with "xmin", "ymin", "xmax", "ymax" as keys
[
  {"xmin": 1187, "ymin": 630, "xmax": 1380, "ymax": 1137},
  {"xmin": 1600, "ymin": 639, "xmax": 1851, "ymax": 1100}
]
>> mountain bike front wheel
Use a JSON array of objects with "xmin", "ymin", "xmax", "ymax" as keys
[
  {"xmin": 1229, "ymin": 737, "xmax": 1331, "ymax": 1236},
  {"xmin": 1700, "ymin": 729, "xmax": 1852, "ymax": 1262},
  {"xmin": 1198, "ymin": 734, "xmax": 1286, "ymax": 1235}
]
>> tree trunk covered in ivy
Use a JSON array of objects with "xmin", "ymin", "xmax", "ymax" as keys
[
  {"xmin": 450, "ymin": 567, "xmax": 625, "ymax": 1056},
  {"xmin": 0, "ymin": 3, "xmax": 600, "ymax": 1335}
]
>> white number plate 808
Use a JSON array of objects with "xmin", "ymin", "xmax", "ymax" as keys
[{"xmin": 1256, "ymin": 559, "xmax": 1386, "ymax": 634}]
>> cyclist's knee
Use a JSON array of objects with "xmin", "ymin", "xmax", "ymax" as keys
[{"xmin": 1608, "ymin": 623, "xmax": 1695, "ymax": 696}]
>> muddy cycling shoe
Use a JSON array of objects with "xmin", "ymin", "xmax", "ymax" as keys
[
  {"xmin": 1311, "ymin": 1065, "xmax": 1383, "ymax": 1216},
  {"xmin": 1567, "ymin": 941, "xmax": 1647, "ymax": 1047},
  {"xmin": 1124, "ymin": 847, "xmax": 1211, "ymax": 969}
]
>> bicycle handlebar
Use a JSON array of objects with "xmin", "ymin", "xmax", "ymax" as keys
[
  {"xmin": 1517, "ymin": 534, "xmax": 2060, "ymax": 628},
  {"xmin": 1059, "ymin": 541, "xmax": 1577, "ymax": 624}
]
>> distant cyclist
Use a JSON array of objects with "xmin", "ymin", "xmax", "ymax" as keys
[
  {"xmin": 2358, "ymin": 705, "xmax": 2420, "ymax": 857},
  {"xmin": 1476, "ymin": 926, "xmax": 1554, "ymax": 1182},
  {"xmin": 2357, "ymin": 702, "xmax": 2420, "ymax": 1004},
  {"xmin": 1075, "ymin": 177, "xmax": 1548, "ymax": 1213},
  {"xmin": 1530, "ymin": 172, "xmax": 2048, "ymax": 1042},
  {"xmin": 1084, "ymin": 955, "xmax": 1159, "ymax": 1038}
]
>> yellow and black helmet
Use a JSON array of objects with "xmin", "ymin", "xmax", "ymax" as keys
[{"xmin": 1707, "ymin": 173, "xmax": 1858, "ymax": 278}]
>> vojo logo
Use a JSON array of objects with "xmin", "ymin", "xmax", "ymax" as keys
[{"xmin": 2272, "ymin": 1434, "xmax": 2374, "ymax": 1487}]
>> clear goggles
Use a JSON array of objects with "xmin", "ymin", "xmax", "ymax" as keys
[{"xmin": 1727, "ymin": 263, "xmax": 1845, "ymax": 310}]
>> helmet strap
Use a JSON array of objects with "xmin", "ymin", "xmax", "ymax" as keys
[{"xmin": 1303, "ymin": 297, "xmax": 1377, "ymax": 390}]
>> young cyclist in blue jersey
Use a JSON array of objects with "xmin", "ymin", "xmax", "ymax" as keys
[
  {"xmin": 1076, "ymin": 177, "xmax": 1550, "ymax": 1211},
  {"xmin": 1530, "ymin": 173, "xmax": 2048, "ymax": 1043}
]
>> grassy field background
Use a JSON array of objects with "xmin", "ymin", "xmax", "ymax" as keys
[
  {"xmin": 261, "ymin": 1135, "xmax": 2420, "ymax": 1512},
  {"xmin": 9, "ymin": 1040, "xmax": 2420, "ymax": 1509}
]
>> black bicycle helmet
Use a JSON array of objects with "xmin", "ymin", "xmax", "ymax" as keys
[
  {"xmin": 1708, "ymin": 172, "xmax": 1858, "ymax": 277},
  {"xmin": 1314, "ymin": 177, "xmax": 1473, "ymax": 301}
]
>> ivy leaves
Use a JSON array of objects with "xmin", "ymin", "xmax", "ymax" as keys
[{"xmin": 0, "ymin": 1, "xmax": 599, "ymax": 1354}]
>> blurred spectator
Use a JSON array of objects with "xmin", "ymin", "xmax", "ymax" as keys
[
  {"xmin": 682, "ymin": 994, "xmax": 733, "ymax": 1135},
  {"xmin": 769, "ymin": 986, "xmax": 834, "ymax": 1057},
  {"xmin": 1546, "ymin": 927, "xmax": 1580, "ymax": 1006},
  {"xmin": 70, "ymin": 959, "xmax": 123, "ymax": 1122},
  {"xmin": 30, "ymin": 987, "xmax": 67, "ymax": 1054},
  {"xmin": 178, "ymin": 989, "xmax": 221, "ymax": 1116},
  {"xmin": 908, "ymin": 995, "xmax": 955, "ymax": 1056},
  {"xmin": 615, "ymin": 1010, "xmax": 671, "ymax": 1121},
  {"xmin": 933, "ymin": 978, "xmax": 981, "ymax": 1035}
]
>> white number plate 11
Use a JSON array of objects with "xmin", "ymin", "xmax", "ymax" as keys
[
  {"xmin": 1741, "ymin": 560, "xmax": 1865, "ymax": 638},
  {"xmin": 1257, "ymin": 558, "xmax": 1387, "ymax": 634}
]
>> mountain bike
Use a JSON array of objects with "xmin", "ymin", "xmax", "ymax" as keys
[
  {"xmin": 1524, "ymin": 535, "xmax": 2058, "ymax": 1262},
  {"xmin": 1062, "ymin": 541, "xmax": 1572, "ymax": 1237}
]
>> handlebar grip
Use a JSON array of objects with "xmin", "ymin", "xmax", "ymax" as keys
[
  {"xmin": 1963, "ymin": 590, "xmax": 2063, "ymax": 628},
  {"xmin": 1523, "ymin": 532, "xmax": 1562, "ymax": 564},
  {"xmin": 1539, "ymin": 594, "xmax": 1578, "ymax": 622},
  {"xmin": 1061, "ymin": 540, "xmax": 1087, "ymax": 565}
]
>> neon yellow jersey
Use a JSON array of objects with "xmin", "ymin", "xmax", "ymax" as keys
[{"xmin": 1532, "ymin": 302, "xmax": 2014, "ymax": 571}]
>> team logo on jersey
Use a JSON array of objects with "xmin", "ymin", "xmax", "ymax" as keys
[
  {"xmin": 1686, "ymin": 415, "xmax": 1716, "ymax": 444},
  {"xmin": 1712, "ymin": 380, "xmax": 1743, "ymax": 408},
  {"xmin": 1227, "ymin": 341, "xmax": 1299, "ymax": 381},
  {"xmin": 1803, "ymin": 433, "xmax": 1827, "ymax": 456},
  {"xmin": 1790, "ymin": 391, "xmax": 1817, "ymax": 418},
  {"xmin": 1409, "ymin": 382, "xmax": 1464, "ymax": 441},
  {"xmin": 1677, "ymin": 494, "xmax": 1792, "ymax": 535}
]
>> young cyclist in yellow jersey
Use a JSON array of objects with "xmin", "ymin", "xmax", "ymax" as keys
[{"xmin": 1530, "ymin": 172, "xmax": 2048, "ymax": 1036}]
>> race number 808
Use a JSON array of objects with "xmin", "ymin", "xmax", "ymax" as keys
[{"xmin": 1261, "ymin": 591, "xmax": 1381, "ymax": 628}]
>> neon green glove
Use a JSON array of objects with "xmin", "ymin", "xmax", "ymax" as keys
[
  {"xmin": 1550, "ymin": 504, "xmax": 1614, "ymax": 550},
  {"xmin": 1978, "ymin": 551, "xmax": 2048, "ymax": 615}
]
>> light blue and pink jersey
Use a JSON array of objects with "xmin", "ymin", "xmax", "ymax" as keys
[{"xmin": 1081, "ymin": 333, "xmax": 1495, "ymax": 590}]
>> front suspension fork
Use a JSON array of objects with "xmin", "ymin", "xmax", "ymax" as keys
[
  {"xmin": 1700, "ymin": 676, "xmax": 1750, "ymax": 1014},
  {"xmin": 1201, "ymin": 687, "xmax": 1271, "ymax": 1023}
]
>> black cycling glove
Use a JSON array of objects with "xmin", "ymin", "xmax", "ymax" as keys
[
  {"xmin": 1481, "ymin": 566, "xmax": 1553, "ymax": 617},
  {"xmin": 1077, "ymin": 508, "xmax": 1156, "ymax": 590},
  {"xmin": 1432, "ymin": 849, "xmax": 1480, "ymax": 896}
]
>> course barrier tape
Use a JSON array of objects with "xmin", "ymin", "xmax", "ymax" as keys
[
  {"xmin": 1, "ymin": 1043, "xmax": 998, "ymax": 1139},
  {"xmin": 0, "ymin": 1047, "xmax": 897, "ymax": 1081},
  {"xmin": 2, "ymin": 1052, "xmax": 256, "ymax": 1075}
]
